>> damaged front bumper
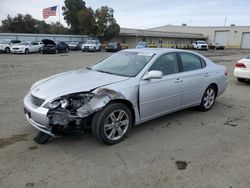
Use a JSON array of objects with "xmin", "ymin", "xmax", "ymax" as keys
[
  {"xmin": 23, "ymin": 93, "xmax": 95, "ymax": 136},
  {"xmin": 23, "ymin": 94, "xmax": 54, "ymax": 135},
  {"xmin": 23, "ymin": 88, "xmax": 129, "ymax": 136},
  {"xmin": 25, "ymin": 113, "xmax": 54, "ymax": 136}
]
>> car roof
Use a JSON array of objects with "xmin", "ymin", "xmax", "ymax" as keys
[
  {"xmin": 123, "ymin": 48, "xmax": 185, "ymax": 54},
  {"xmin": 123, "ymin": 48, "xmax": 207, "ymax": 58}
]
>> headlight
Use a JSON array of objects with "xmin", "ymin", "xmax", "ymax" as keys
[
  {"xmin": 48, "ymin": 101, "xmax": 60, "ymax": 109},
  {"xmin": 45, "ymin": 93, "xmax": 94, "ymax": 110}
]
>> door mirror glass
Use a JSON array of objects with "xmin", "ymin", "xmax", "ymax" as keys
[{"xmin": 143, "ymin": 70, "xmax": 163, "ymax": 80}]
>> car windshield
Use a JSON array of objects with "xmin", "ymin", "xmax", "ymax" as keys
[
  {"xmin": 86, "ymin": 40, "xmax": 96, "ymax": 44},
  {"xmin": 197, "ymin": 41, "xmax": 206, "ymax": 44},
  {"xmin": 91, "ymin": 51, "xmax": 154, "ymax": 77},
  {"xmin": 0, "ymin": 39, "xmax": 10, "ymax": 44},
  {"xmin": 137, "ymin": 42, "xmax": 146, "ymax": 46},
  {"xmin": 20, "ymin": 42, "xmax": 30, "ymax": 45},
  {"xmin": 108, "ymin": 42, "xmax": 117, "ymax": 47}
]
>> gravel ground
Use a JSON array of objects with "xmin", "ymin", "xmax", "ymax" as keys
[{"xmin": 0, "ymin": 49, "xmax": 250, "ymax": 188}]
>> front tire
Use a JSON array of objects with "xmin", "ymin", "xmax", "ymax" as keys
[
  {"xmin": 199, "ymin": 85, "xmax": 216, "ymax": 111},
  {"xmin": 92, "ymin": 103, "xmax": 132, "ymax": 145},
  {"xmin": 25, "ymin": 48, "xmax": 29, "ymax": 54},
  {"xmin": 5, "ymin": 47, "xmax": 10, "ymax": 53}
]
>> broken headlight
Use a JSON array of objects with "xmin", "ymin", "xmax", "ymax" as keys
[{"xmin": 44, "ymin": 93, "xmax": 94, "ymax": 110}]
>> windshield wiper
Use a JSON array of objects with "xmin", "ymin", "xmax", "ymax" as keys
[{"xmin": 95, "ymin": 69, "xmax": 114, "ymax": 75}]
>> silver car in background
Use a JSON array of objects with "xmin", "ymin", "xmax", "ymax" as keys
[{"xmin": 23, "ymin": 48, "xmax": 228, "ymax": 145}]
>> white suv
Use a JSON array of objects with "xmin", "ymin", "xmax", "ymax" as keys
[
  {"xmin": 192, "ymin": 40, "xmax": 208, "ymax": 50},
  {"xmin": 0, "ymin": 39, "xmax": 21, "ymax": 53},
  {"xmin": 82, "ymin": 40, "xmax": 101, "ymax": 52}
]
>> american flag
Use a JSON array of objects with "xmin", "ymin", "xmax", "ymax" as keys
[{"xmin": 43, "ymin": 6, "xmax": 57, "ymax": 19}]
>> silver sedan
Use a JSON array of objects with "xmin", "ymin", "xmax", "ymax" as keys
[{"xmin": 23, "ymin": 48, "xmax": 228, "ymax": 145}]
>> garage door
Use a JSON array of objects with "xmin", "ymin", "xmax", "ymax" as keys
[
  {"xmin": 214, "ymin": 31, "xmax": 229, "ymax": 46},
  {"xmin": 241, "ymin": 33, "xmax": 250, "ymax": 49}
]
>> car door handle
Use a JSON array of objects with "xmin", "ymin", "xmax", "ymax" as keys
[
  {"xmin": 174, "ymin": 78, "xmax": 183, "ymax": 83},
  {"xmin": 204, "ymin": 73, "xmax": 211, "ymax": 77}
]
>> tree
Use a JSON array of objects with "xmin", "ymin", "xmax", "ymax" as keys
[
  {"xmin": 77, "ymin": 7, "xmax": 96, "ymax": 35},
  {"xmin": 104, "ymin": 22, "xmax": 120, "ymax": 41},
  {"xmin": 1, "ymin": 14, "xmax": 36, "ymax": 33},
  {"xmin": 49, "ymin": 22, "xmax": 69, "ymax": 34},
  {"xmin": 95, "ymin": 6, "xmax": 120, "ymax": 41},
  {"xmin": 1, "ymin": 14, "xmax": 69, "ymax": 34},
  {"xmin": 35, "ymin": 20, "xmax": 51, "ymax": 34},
  {"xmin": 62, "ymin": 0, "xmax": 86, "ymax": 34}
]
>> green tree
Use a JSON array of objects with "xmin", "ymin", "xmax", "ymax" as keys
[
  {"xmin": 1, "ymin": 14, "xmax": 69, "ymax": 34},
  {"xmin": 35, "ymin": 20, "xmax": 51, "ymax": 34},
  {"xmin": 1, "ymin": 14, "xmax": 36, "ymax": 33},
  {"xmin": 95, "ymin": 6, "xmax": 120, "ymax": 41},
  {"xmin": 49, "ymin": 22, "xmax": 69, "ymax": 34},
  {"xmin": 77, "ymin": 7, "xmax": 96, "ymax": 35},
  {"xmin": 104, "ymin": 22, "xmax": 120, "ymax": 41},
  {"xmin": 62, "ymin": 0, "xmax": 86, "ymax": 34}
]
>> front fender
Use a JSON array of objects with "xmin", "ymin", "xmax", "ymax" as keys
[{"xmin": 76, "ymin": 88, "xmax": 127, "ymax": 117}]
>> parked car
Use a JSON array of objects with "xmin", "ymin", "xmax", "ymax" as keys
[
  {"xmin": 41, "ymin": 39, "xmax": 69, "ymax": 54},
  {"xmin": 23, "ymin": 48, "xmax": 228, "ymax": 145},
  {"xmin": 82, "ymin": 40, "xmax": 101, "ymax": 52},
  {"xmin": 234, "ymin": 55, "xmax": 250, "ymax": 82},
  {"xmin": 67, "ymin": 41, "xmax": 82, "ymax": 50},
  {"xmin": 0, "ymin": 39, "xmax": 21, "ymax": 53},
  {"xmin": 136, "ymin": 41, "xmax": 148, "ymax": 48},
  {"xmin": 208, "ymin": 43, "xmax": 225, "ymax": 50},
  {"xmin": 11, "ymin": 41, "xmax": 43, "ymax": 54},
  {"xmin": 192, "ymin": 40, "xmax": 208, "ymax": 50},
  {"xmin": 105, "ymin": 42, "xmax": 121, "ymax": 52}
]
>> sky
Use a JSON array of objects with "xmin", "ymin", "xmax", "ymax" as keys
[{"xmin": 0, "ymin": 0, "xmax": 250, "ymax": 29}]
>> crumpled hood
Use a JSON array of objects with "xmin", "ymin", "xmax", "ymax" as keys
[
  {"xmin": 42, "ymin": 39, "xmax": 56, "ymax": 45},
  {"xmin": 30, "ymin": 68, "xmax": 129, "ymax": 100}
]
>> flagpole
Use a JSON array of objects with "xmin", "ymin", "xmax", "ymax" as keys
[{"xmin": 58, "ymin": 4, "xmax": 61, "ymax": 24}]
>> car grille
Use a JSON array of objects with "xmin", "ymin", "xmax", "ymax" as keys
[
  {"xmin": 31, "ymin": 95, "xmax": 45, "ymax": 107},
  {"xmin": 201, "ymin": 45, "xmax": 207, "ymax": 48},
  {"xmin": 13, "ymin": 48, "xmax": 19, "ymax": 50}
]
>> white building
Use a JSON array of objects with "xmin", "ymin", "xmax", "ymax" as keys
[{"xmin": 149, "ymin": 25, "xmax": 250, "ymax": 49}]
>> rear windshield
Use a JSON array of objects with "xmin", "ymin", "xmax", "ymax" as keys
[{"xmin": 245, "ymin": 55, "xmax": 250, "ymax": 59}]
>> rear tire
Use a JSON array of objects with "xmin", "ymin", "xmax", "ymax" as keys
[
  {"xmin": 199, "ymin": 85, "xmax": 216, "ymax": 111},
  {"xmin": 92, "ymin": 103, "xmax": 132, "ymax": 145}
]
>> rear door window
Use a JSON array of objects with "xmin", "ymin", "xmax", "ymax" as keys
[{"xmin": 179, "ymin": 52, "xmax": 204, "ymax": 72}]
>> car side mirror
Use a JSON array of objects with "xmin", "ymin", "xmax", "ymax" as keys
[{"xmin": 143, "ymin": 70, "xmax": 163, "ymax": 80}]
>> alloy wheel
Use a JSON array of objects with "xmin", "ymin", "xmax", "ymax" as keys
[
  {"xmin": 203, "ymin": 88, "xmax": 215, "ymax": 109},
  {"xmin": 104, "ymin": 110, "xmax": 129, "ymax": 141}
]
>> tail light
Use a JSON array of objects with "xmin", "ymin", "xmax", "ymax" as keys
[{"xmin": 236, "ymin": 62, "xmax": 246, "ymax": 68}]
